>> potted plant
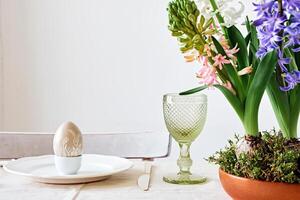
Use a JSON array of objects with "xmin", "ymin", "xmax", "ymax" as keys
[
  {"xmin": 256, "ymin": 0, "xmax": 300, "ymax": 140},
  {"xmin": 167, "ymin": 0, "xmax": 300, "ymax": 199}
]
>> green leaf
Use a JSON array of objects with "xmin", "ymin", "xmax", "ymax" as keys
[
  {"xmin": 247, "ymin": 42, "xmax": 260, "ymax": 88},
  {"xmin": 227, "ymin": 26, "xmax": 249, "ymax": 70},
  {"xmin": 266, "ymin": 75, "xmax": 290, "ymax": 138},
  {"xmin": 284, "ymin": 49, "xmax": 299, "ymax": 134},
  {"xmin": 289, "ymin": 86, "xmax": 300, "ymax": 138},
  {"xmin": 247, "ymin": 23, "xmax": 260, "ymax": 88},
  {"xmin": 245, "ymin": 16, "xmax": 251, "ymax": 32},
  {"xmin": 179, "ymin": 85, "xmax": 208, "ymax": 95},
  {"xmin": 244, "ymin": 51, "xmax": 278, "ymax": 136},
  {"xmin": 245, "ymin": 32, "xmax": 251, "ymax": 46},
  {"xmin": 241, "ymin": 31, "xmax": 252, "ymax": 89},
  {"xmin": 248, "ymin": 44, "xmax": 259, "ymax": 89},
  {"xmin": 284, "ymin": 48, "xmax": 298, "ymax": 71},
  {"xmin": 294, "ymin": 51, "xmax": 300, "ymax": 67},
  {"xmin": 212, "ymin": 36, "xmax": 226, "ymax": 55},
  {"xmin": 214, "ymin": 85, "xmax": 244, "ymax": 122},
  {"xmin": 245, "ymin": 17, "xmax": 259, "ymax": 49},
  {"xmin": 249, "ymin": 24, "xmax": 259, "ymax": 51}
]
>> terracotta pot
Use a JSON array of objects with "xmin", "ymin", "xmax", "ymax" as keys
[{"xmin": 219, "ymin": 169, "xmax": 300, "ymax": 200}]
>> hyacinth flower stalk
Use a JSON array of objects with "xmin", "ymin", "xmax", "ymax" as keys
[
  {"xmin": 167, "ymin": 0, "xmax": 277, "ymax": 136},
  {"xmin": 253, "ymin": 0, "xmax": 300, "ymax": 139}
]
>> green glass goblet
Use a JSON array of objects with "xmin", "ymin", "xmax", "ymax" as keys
[{"xmin": 163, "ymin": 93, "xmax": 207, "ymax": 184}]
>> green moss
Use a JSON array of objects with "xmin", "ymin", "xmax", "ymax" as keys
[{"xmin": 208, "ymin": 130, "xmax": 300, "ymax": 183}]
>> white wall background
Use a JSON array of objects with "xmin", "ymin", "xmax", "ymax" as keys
[
  {"xmin": 0, "ymin": 0, "xmax": 3, "ymax": 130},
  {"xmin": 0, "ymin": 0, "xmax": 295, "ymax": 158}
]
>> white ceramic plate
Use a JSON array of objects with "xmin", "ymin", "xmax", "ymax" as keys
[{"xmin": 4, "ymin": 154, "xmax": 133, "ymax": 184}]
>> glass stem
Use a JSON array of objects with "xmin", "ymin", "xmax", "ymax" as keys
[{"xmin": 177, "ymin": 142, "xmax": 192, "ymax": 175}]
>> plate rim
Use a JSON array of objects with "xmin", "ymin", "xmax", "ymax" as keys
[{"xmin": 4, "ymin": 154, "xmax": 133, "ymax": 180}]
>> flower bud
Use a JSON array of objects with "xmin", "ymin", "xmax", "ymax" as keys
[{"xmin": 238, "ymin": 66, "xmax": 253, "ymax": 76}]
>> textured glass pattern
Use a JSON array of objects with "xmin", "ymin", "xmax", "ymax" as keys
[
  {"xmin": 163, "ymin": 94, "xmax": 207, "ymax": 143},
  {"xmin": 162, "ymin": 93, "xmax": 207, "ymax": 184}
]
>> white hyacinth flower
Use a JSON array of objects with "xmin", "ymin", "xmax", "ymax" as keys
[
  {"xmin": 196, "ymin": 0, "xmax": 245, "ymax": 27},
  {"xmin": 219, "ymin": 0, "xmax": 245, "ymax": 27},
  {"xmin": 195, "ymin": 0, "xmax": 214, "ymax": 19}
]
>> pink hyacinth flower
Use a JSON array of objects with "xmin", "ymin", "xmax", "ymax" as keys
[
  {"xmin": 219, "ymin": 36, "xmax": 230, "ymax": 50},
  {"xmin": 197, "ymin": 67, "xmax": 218, "ymax": 86},
  {"xmin": 212, "ymin": 54, "xmax": 231, "ymax": 69},
  {"xmin": 225, "ymin": 44, "xmax": 240, "ymax": 60},
  {"xmin": 196, "ymin": 57, "xmax": 219, "ymax": 86},
  {"xmin": 204, "ymin": 44, "xmax": 212, "ymax": 57},
  {"xmin": 223, "ymin": 81, "xmax": 236, "ymax": 95}
]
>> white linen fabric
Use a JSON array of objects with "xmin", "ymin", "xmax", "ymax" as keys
[{"xmin": 0, "ymin": 159, "xmax": 228, "ymax": 200}]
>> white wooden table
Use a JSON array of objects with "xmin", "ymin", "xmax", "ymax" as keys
[{"xmin": 0, "ymin": 159, "xmax": 229, "ymax": 200}]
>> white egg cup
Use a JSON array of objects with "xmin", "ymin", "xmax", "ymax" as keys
[{"xmin": 54, "ymin": 155, "xmax": 82, "ymax": 175}]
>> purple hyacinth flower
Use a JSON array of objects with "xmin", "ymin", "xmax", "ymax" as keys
[
  {"xmin": 285, "ymin": 0, "xmax": 300, "ymax": 10},
  {"xmin": 280, "ymin": 71, "xmax": 300, "ymax": 91},
  {"xmin": 284, "ymin": 22, "xmax": 300, "ymax": 48},
  {"xmin": 253, "ymin": 18, "xmax": 266, "ymax": 27},
  {"xmin": 293, "ymin": 47, "xmax": 300, "ymax": 52},
  {"xmin": 269, "ymin": 13, "xmax": 287, "ymax": 30},
  {"xmin": 256, "ymin": 47, "xmax": 268, "ymax": 58},
  {"xmin": 254, "ymin": 0, "xmax": 300, "ymax": 91},
  {"xmin": 290, "ymin": 11, "xmax": 300, "ymax": 23},
  {"xmin": 277, "ymin": 50, "xmax": 290, "ymax": 72},
  {"xmin": 253, "ymin": 3, "xmax": 287, "ymax": 58},
  {"xmin": 253, "ymin": 0, "xmax": 276, "ymax": 16}
]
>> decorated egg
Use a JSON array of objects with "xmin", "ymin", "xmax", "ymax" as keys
[{"xmin": 53, "ymin": 121, "xmax": 83, "ymax": 157}]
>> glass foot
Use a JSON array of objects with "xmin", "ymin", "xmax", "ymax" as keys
[{"xmin": 163, "ymin": 173, "xmax": 207, "ymax": 185}]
